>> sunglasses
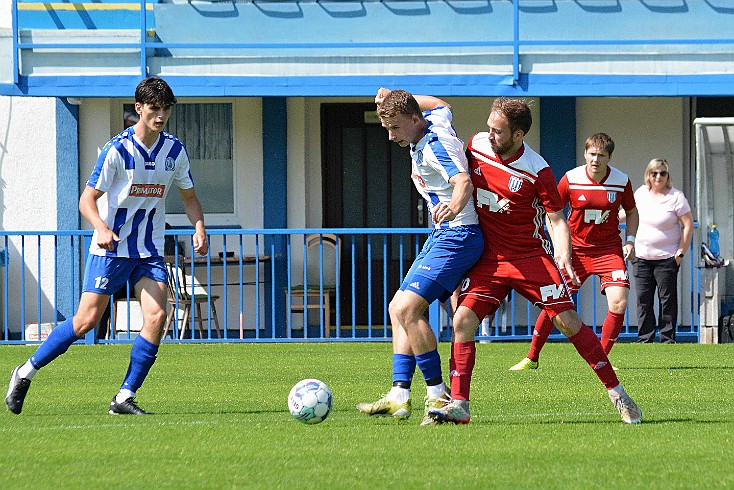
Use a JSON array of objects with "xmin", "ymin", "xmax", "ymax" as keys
[{"xmin": 651, "ymin": 171, "xmax": 668, "ymax": 177}]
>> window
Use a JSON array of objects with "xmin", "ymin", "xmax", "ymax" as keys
[{"xmin": 122, "ymin": 102, "xmax": 235, "ymax": 223}]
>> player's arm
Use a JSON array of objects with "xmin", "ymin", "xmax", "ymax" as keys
[
  {"xmin": 374, "ymin": 88, "xmax": 450, "ymax": 111},
  {"xmin": 433, "ymin": 172, "xmax": 473, "ymax": 225},
  {"xmin": 622, "ymin": 206, "xmax": 639, "ymax": 261},
  {"xmin": 413, "ymin": 95, "xmax": 451, "ymax": 112},
  {"xmin": 79, "ymin": 186, "xmax": 119, "ymax": 251},
  {"xmin": 676, "ymin": 211, "xmax": 694, "ymax": 264},
  {"xmin": 179, "ymin": 187, "xmax": 208, "ymax": 256},
  {"xmin": 546, "ymin": 210, "xmax": 580, "ymax": 286}
]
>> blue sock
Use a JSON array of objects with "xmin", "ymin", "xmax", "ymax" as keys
[
  {"xmin": 30, "ymin": 319, "xmax": 79, "ymax": 369},
  {"xmin": 415, "ymin": 349, "xmax": 443, "ymax": 383},
  {"xmin": 392, "ymin": 354, "xmax": 416, "ymax": 386},
  {"xmin": 121, "ymin": 336, "xmax": 159, "ymax": 393}
]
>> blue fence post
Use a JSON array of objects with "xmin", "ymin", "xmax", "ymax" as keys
[{"xmin": 428, "ymin": 300, "xmax": 440, "ymax": 340}]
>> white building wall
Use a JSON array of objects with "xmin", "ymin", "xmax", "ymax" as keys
[
  {"xmin": 288, "ymin": 98, "xmax": 309, "ymax": 229},
  {"xmin": 0, "ymin": 0, "xmax": 9, "ymax": 29},
  {"xmin": 0, "ymin": 95, "xmax": 59, "ymax": 332},
  {"xmin": 234, "ymin": 98, "xmax": 264, "ymax": 231}
]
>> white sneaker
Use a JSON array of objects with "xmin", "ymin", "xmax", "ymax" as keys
[
  {"xmin": 428, "ymin": 399, "xmax": 471, "ymax": 424},
  {"xmin": 610, "ymin": 391, "xmax": 642, "ymax": 424}
]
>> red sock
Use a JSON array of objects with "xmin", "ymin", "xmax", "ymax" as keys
[
  {"xmin": 450, "ymin": 341, "xmax": 475, "ymax": 401},
  {"xmin": 449, "ymin": 342, "xmax": 456, "ymax": 375},
  {"xmin": 601, "ymin": 311, "xmax": 625, "ymax": 355},
  {"xmin": 528, "ymin": 310, "xmax": 554, "ymax": 362},
  {"xmin": 568, "ymin": 324, "xmax": 619, "ymax": 390}
]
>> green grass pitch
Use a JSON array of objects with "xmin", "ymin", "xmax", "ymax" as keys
[{"xmin": 1, "ymin": 342, "xmax": 733, "ymax": 489}]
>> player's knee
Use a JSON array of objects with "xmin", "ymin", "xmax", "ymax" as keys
[
  {"xmin": 552, "ymin": 310, "xmax": 582, "ymax": 337},
  {"xmin": 145, "ymin": 307, "xmax": 168, "ymax": 328},
  {"xmin": 388, "ymin": 295, "xmax": 422, "ymax": 326},
  {"xmin": 608, "ymin": 299, "xmax": 627, "ymax": 314},
  {"xmin": 452, "ymin": 306, "xmax": 480, "ymax": 339}
]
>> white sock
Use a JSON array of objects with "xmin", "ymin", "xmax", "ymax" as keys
[
  {"xmin": 607, "ymin": 383, "xmax": 626, "ymax": 399},
  {"xmin": 17, "ymin": 361, "xmax": 37, "ymax": 380},
  {"xmin": 388, "ymin": 386, "xmax": 410, "ymax": 404},
  {"xmin": 426, "ymin": 382, "xmax": 448, "ymax": 399},
  {"xmin": 115, "ymin": 389, "xmax": 135, "ymax": 404}
]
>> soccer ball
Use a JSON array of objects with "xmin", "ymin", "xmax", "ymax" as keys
[{"xmin": 288, "ymin": 379, "xmax": 332, "ymax": 424}]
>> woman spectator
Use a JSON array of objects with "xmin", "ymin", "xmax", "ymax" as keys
[{"xmin": 633, "ymin": 158, "xmax": 694, "ymax": 343}]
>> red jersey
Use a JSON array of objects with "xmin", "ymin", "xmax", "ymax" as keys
[
  {"xmin": 466, "ymin": 133, "xmax": 564, "ymax": 261},
  {"xmin": 559, "ymin": 165, "xmax": 636, "ymax": 254}
]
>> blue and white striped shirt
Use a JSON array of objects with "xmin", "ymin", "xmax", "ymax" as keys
[
  {"xmin": 86, "ymin": 127, "xmax": 194, "ymax": 258},
  {"xmin": 410, "ymin": 106, "xmax": 478, "ymax": 229}
]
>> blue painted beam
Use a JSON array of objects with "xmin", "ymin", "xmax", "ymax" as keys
[
  {"xmin": 5, "ymin": 73, "xmax": 734, "ymax": 98},
  {"xmin": 262, "ymin": 97, "xmax": 288, "ymax": 337}
]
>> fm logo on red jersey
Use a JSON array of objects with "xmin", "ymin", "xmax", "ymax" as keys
[
  {"xmin": 476, "ymin": 188, "xmax": 511, "ymax": 213},
  {"xmin": 583, "ymin": 209, "xmax": 611, "ymax": 224},
  {"xmin": 540, "ymin": 283, "xmax": 565, "ymax": 302},
  {"xmin": 611, "ymin": 270, "xmax": 628, "ymax": 281}
]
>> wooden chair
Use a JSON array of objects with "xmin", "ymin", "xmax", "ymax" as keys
[
  {"xmin": 104, "ymin": 288, "xmax": 141, "ymax": 340},
  {"xmin": 163, "ymin": 256, "xmax": 222, "ymax": 340},
  {"xmin": 286, "ymin": 234, "xmax": 339, "ymax": 337}
]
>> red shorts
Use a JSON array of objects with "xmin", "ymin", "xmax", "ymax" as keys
[
  {"xmin": 457, "ymin": 254, "xmax": 575, "ymax": 320},
  {"xmin": 568, "ymin": 251, "xmax": 629, "ymax": 294}
]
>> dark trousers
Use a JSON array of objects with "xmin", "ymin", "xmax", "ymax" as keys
[{"xmin": 632, "ymin": 257, "xmax": 679, "ymax": 343}]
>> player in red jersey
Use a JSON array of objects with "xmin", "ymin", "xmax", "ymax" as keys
[
  {"xmin": 510, "ymin": 133, "xmax": 639, "ymax": 371},
  {"xmin": 427, "ymin": 99, "xmax": 642, "ymax": 425}
]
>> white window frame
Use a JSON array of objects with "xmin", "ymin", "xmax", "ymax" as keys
[{"xmin": 122, "ymin": 98, "xmax": 239, "ymax": 228}]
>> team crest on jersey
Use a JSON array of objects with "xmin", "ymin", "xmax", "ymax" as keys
[
  {"xmin": 607, "ymin": 191, "xmax": 617, "ymax": 203},
  {"xmin": 414, "ymin": 150, "xmax": 424, "ymax": 166},
  {"xmin": 508, "ymin": 176, "xmax": 523, "ymax": 192},
  {"xmin": 165, "ymin": 157, "xmax": 176, "ymax": 171}
]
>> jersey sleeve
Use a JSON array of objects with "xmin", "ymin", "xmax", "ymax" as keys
[
  {"xmin": 536, "ymin": 167, "xmax": 565, "ymax": 213},
  {"xmin": 426, "ymin": 135, "xmax": 469, "ymax": 181},
  {"xmin": 172, "ymin": 146, "xmax": 195, "ymax": 190},
  {"xmin": 621, "ymin": 179, "xmax": 636, "ymax": 211},
  {"xmin": 423, "ymin": 105, "xmax": 452, "ymax": 123},
  {"xmin": 86, "ymin": 144, "xmax": 119, "ymax": 193},
  {"xmin": 557, "ymin": 174, "xmax": 570, "ymax": 205}
]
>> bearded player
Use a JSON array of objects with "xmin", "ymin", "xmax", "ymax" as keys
[{"xmin": 427, "ymin": 99, "xmax": 642, "ymax": 425}]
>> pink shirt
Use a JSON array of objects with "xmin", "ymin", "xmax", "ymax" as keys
[{"xmin": 634, "ymin": 186, "xmax": 691, "ymax": 260}]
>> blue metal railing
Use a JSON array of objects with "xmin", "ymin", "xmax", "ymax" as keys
[
  {"xmin": 0, "ymin": 227, "xmax": 703, "ymax": 345},
  {"xmin": 9, "ymin": 0, "xmax": 734, "ymax": 88}
]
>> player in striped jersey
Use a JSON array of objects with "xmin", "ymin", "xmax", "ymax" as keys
[
  {"xmin": 6, "ymin": 77, "xmax": 208, "ymax": 416},
  {"xmin": 427, "ymin": 99, "xmax": 641, "ymax": 425},
  {"xmin": 510, "ymin": 133, "xmax": 639, "ymax": 371},
  {"xmin": 357, "ymin": 88, "xmax": 483, "ymax": 425}
]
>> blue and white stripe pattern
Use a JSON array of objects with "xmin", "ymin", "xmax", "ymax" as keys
[
  {"xmin": 87, "ymin": 127, "xmax": 194, "ymax": 258},
  {"xmin": 410, "ymin": 106, "xmax": 478, "ymax": 229}
]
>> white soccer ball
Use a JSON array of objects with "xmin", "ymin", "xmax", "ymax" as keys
[{"xmin": 288, "ymin": 378, "xmax": 333, "ymax": 424}]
